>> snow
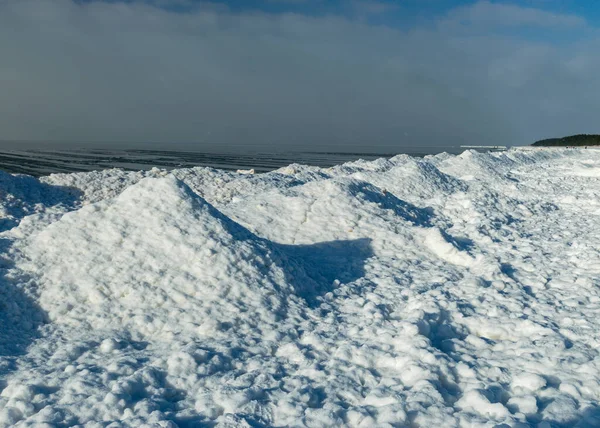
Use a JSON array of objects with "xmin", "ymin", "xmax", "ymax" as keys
[{"xmin": 1, "ymin": 148, "xmax": 600, "ymax": 426}]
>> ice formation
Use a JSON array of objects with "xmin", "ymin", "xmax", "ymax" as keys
[{"xmin": 0, "ymin": 148, "xmax": 599, "ymax": 427}]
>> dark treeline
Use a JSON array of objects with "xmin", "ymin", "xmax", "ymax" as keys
[{"xmin": 533, "ymin": 134, "xmax": 600, "ymax": 147}]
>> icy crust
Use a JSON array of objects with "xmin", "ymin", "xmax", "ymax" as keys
[{"xmin": 1, "ymin": 148, "xmax": 600, "ymax": 426}]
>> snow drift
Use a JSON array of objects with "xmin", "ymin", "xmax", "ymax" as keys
[
  {"xmin": 21, "ymin": 176, "xmax": 301, "ymax": 339},
  {"xmin": 1, "ymin": 148, "xmax": 600, "ymax": 427}
]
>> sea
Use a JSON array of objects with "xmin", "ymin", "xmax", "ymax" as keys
[{"xmin": 0, "ymin": 142, "xmax": 502, "ymax": 177}]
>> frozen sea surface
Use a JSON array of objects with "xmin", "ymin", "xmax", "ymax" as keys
[
  {"xmin": 0, "ymin": 148, "xmax": 600, "ymax": 426},
  {"xmin": 0, "ymin": 148, "xmax": 413, "ymax": 176}
]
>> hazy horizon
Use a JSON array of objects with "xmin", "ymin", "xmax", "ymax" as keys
[
  {"xmin": 0, "ymin": 138, "xmax": 471, "ymax": 154},
  {"xmin": 1, "ymin": 0, "xmax": 599, "ymax": 152}
]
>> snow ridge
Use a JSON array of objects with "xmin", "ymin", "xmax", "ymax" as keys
[
  {"xmin": 22, "ymin": 177, "xmax": 300, "ymax": 338},
  {"xmin": 0, "ymin": 148, "xmax": 599, "ymax": 427}
]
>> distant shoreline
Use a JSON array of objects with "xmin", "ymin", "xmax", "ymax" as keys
[{"xmin": 532, "ymin": 134, "xmax": 600, "ymax": 147}]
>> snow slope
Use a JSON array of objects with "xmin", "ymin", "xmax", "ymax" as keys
[{"xmin": 1, "ymin": 148, "xmax": 600, "ymax": 426}]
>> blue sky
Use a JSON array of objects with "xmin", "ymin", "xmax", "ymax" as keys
[
  {"xmin": 0, "ymin": 0, "xmax": 598, "ymax": 150},
  {"xmin": 90, "ymin": 0, "xmax": 599, "ymax": 18},
  {"xmin": 94, "ymin": 0, "xmax": 599, "ymax": 27}
]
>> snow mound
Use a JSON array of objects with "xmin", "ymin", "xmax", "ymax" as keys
[
  {"xmin": 0, "ymin": 171, "xmax": 80, "ymax": 232},
  {"xmin": 41, "ymin": 168, "xmax": 158, "ymax": 204},
  {"xmin": 273, "ymin": 163, "xmax": 332, "ymax": 183},
  {"xmin": 173, "ymin": 167, "xmax": 307, "ymax": 206},
  {"xmin": 362, "ymin": 159, "xmax": 466, "ymax": 202},
  {"xmin": 44, "ymin": 166, "xmax": 316, "ymax": 209},
  {"xmin": 226, "ymin": 177, "xmax": 433, "ymax": 244},
  {"xmin": 22, "ymin": 176, "xmax": 295, "ymax": 339},
  {"xmin": 433, "ymin": 150, "xmax": 518, "ymax": 185},
  {"xmin": 325, "ymin": 156, "xmax": 465, "ymax": 205}
]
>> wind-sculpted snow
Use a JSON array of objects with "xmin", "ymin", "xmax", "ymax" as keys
[
  {"xmin": 1, "ymin": 148, "xmax": 600, "ymax": 426},
  {"xmin": 21, "ymin": 177, "xmax": 303, "ymax": 337}
]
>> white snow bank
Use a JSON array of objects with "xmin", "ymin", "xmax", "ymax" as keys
[
  {"xmin": 0, "ymin": 171, "xmax": 80, "ymax": 232},
  {"xmin": 21, "ymin": 176, "xmax": 303, "ymax": 339},
  {"xmin": 1, "ymin": 147, "xmax": 600, "ymax": 427}
]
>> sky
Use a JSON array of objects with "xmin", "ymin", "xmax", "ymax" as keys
[{"xmin": 0, "ymin": 0, "xmax": 598, "ymax": 152}]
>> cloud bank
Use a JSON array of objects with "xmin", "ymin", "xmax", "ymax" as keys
[{"xmin": 0, "ymin": 0, "xmax": 598, "ymax": 151}]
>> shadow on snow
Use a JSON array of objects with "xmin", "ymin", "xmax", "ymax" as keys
[
  {"xmin": 0, "ymin": 174, "xmax": 82, "ymax": 376},
  {"xmin": 276, "ymin": 238, "xmax": 374, "ymax": 307},
  {"xmin": 0, "ymin": 171, "xmax": 82, "ymax": 232}
]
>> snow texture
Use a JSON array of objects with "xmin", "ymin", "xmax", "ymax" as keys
[{"xmin": 1, "ymin": 148, "xmax": 600, "ymax": 426}]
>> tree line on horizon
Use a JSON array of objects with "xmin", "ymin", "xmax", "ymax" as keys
[{"xmin": 533, "ymin": 134, "xmax": 600, "ymax": 147}]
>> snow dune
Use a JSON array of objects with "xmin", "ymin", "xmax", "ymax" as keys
[{"xmin": 1, "ymin": 148, "xmax": 600, "ymax": 426}]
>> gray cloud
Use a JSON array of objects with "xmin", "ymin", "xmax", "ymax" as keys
[{"xmin": 0, "ymin": 0, "xmax": 598, "ymax": 152}]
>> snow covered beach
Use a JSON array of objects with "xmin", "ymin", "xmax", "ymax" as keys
[{"xmin": 1, "ymin": 148, "xmax": 599, "ymax": 427}]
